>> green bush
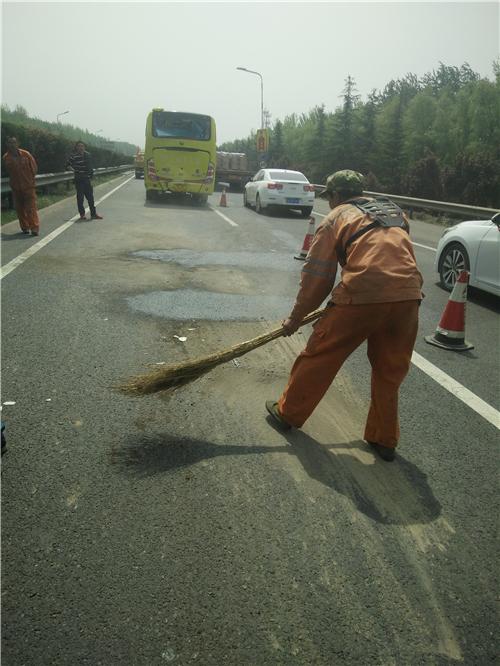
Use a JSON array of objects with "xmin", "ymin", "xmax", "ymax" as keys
[{"xmin": 1, "ymin": 121, "xmax": 133, "ymax": 174}]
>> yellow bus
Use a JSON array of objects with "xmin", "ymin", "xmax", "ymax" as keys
[{"xmin": 144, "ymin": 109, "xmax": 216, "ymax": 204}]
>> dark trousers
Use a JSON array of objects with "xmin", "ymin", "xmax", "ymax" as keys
[{"xmin": 75, "ymin": 178, "xmax": 96, "ymax": 216}]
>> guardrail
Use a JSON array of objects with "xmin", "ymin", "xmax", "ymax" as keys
[
  {"xmin": 312, "ymin": 185, "xmax": 499, "ymax": 219},
  {"xmin": 1, "ymin": 165, "xmax": 132, "ymax": 195}
]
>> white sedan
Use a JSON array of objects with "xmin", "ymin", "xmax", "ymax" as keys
[
  {"xmin": 434, "ymin": 213, "xmax": 500, "ymax": 296},
  {"xmin": 243, "ymin": 168, "xmax": 315, "ymax": 217}
]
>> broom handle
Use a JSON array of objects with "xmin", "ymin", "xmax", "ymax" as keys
[
  {"xmin": 261, "ymin": 306, "xmax": 327, "ymax": 342},
  {"xmin": 216, "ymin": 307, "xmax": 328, "ymax": 364}
]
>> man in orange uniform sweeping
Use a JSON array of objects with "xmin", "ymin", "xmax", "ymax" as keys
[
  {"xmin": 266, "ymin": 170, "xmax": 423, "ymax": 461},
  {"xmin": 2, "ymin": 136, "xmax": 40, "ymax": 236}
]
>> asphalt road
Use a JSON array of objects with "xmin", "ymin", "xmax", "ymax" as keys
[{"xmin": 2, "ymin": 176, "xmax": 499, "ymax": 665}]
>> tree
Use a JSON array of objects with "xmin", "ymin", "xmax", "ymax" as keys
[
  {"xmin": 337, "ymin": 75, "xmax": 361, "ymax": 167},
  {"xmin": 443, "ymin": 151, "xmax": 500, "ymax": 207},
  {"xmin": 403, "ymin": 92, "xmax": 437, "ymax": 164},
  {"xmin": 269, "ymin": 119, "xmax": 284, "ymax": 165},
  {"xmin": 404, "ymin": 150, "xmax": 443, "ymax": 199},
  {"xmin": 216, "ymin": 61, "xmax": 499, "ymax": 205},
  {"xmin": 354, "ymin": 90, "xmax": 379, "ymax": 175},
  {"xmin": 375, "ymin": 96, "xmax": 405, "ymax": 192}
]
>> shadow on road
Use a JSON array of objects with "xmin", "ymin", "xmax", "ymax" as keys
[
  {"xmin": 112, "ymin": 434, "xmax": 289, "ymax": 476},
  {"xmin": 0, "ymin": 231, "xmax": 35, "ymax": 242},
  {"xmin": 281, "ymin": 428, "xmax": 441, "ymax": 526},
  {"xmin": 113, "ymin": 429, "xmax": 440, "ymax": 527}
]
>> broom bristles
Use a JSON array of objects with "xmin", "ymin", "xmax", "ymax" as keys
[{"xmin": 116, "ymin": 307, "xmax": 326, "ymax": 396}]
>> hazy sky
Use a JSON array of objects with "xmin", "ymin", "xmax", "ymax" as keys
[{"xmin": 2, "ymin": 1, "xmax": 499, "ymax": 147}]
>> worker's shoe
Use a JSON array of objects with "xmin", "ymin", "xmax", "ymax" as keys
[
  {"xmin": 31, "ymin": 230, "xmax": 39, "ymax": 236},
  {"xmin": 79, "ymin": 214, "xmax": 87, "ymax": 220},
  {"xmin": 265, "ymin": 400, "xmax": 292, "ymax": 431},
  {"xmin": 91, "ymin": 213, "xmax": 103, "ymax": 220},
  {"xmin": 367, "ymin": 441, "xmax": 396, "ymax": 462},
  {"xmin": 21, "ymin": 230, "xmax": 30, "ymax": 234}
]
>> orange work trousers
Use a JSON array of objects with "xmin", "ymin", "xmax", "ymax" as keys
[
  {"xmin": 12, "ymin": 188, "xmax": 40, "ymax": 233},
  {"xmin": 278, "ymin": 300, "xmax": 420, "ymax": 448}
]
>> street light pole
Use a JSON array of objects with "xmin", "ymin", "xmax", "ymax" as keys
[
  {"xmin": 57, "ymin": 110, "xmax": 69, "ymax": 123},
  {"xmin": 236, "ymin": 67, "xmax": 264, "ymax": 129}
]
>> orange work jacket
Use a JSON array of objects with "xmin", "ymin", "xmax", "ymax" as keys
[
  {"xmin": 3, "ymin": 149, "xmax": 38, "ymax": 191},
  {"xmin": 290, "ymin": 198, "xmax": 424, "ymax": 322}
]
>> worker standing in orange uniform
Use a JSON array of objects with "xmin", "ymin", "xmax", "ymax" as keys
[
  {"xmin": 266, "ymin": 170, "xmax": 424, "ymax": 462},
  {"xmin": 2, "ymin": 136, "xmax": 41, "ymax": 236}
]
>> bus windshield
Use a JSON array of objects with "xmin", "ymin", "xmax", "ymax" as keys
[{"xmin": 152, "ymin": 111, "xmax": 212, "ymax": 141}]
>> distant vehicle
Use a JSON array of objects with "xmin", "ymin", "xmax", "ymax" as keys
[
  {"xmin": 216, "ymin": 152, "xmax": 253, "ymax": 190},
  {"xmin": 244, "ymin": 168, "xmax": 315, "ymax": 217},
  {"xmin": 434, "ymin": 212, "xmax": 500, "ymax": 296},
  {"xmin": 134, "ymin": 150, "xmax": 144, "ymax": 179},
  {"xmin": 144, "ymin": 109, "xmax": 216, "ymax": 205}
]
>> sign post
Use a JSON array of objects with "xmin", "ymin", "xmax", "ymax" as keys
[{"xmin": 256, "ymin": 129, "xmax": 269, "ymax": 153}]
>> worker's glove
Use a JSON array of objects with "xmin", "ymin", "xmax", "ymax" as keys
[{"xmin": 281, "ymin": 317, "xmax": 301, "ymax": 337}]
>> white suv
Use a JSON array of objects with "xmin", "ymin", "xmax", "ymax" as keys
[{"xmin": 244, "ymin": 168, "xmax": 315, "ymax": 217}]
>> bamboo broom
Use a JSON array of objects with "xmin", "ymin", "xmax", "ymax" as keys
[{"xmin": 116, "ymin": 307, "xmax": 326, "ymax": 397}]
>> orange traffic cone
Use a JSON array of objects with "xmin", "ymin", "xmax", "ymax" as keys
[
  {"xmin": 219, "ymin": 187, "xmax": 228, "ymax": 207},
  {"xmin": 294, "ymin": 216, "xmax": 316, "ymax": 260},
  {"xmin": 425, "ymin": 270, "xmax": 474, "ymax": 351}
]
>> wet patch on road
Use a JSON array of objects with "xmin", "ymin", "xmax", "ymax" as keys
[
  {"xmin": 126, "ymin": 289, "xmax": 290, "ymax": 321},
  {"xmin": 131, "ymin": 249, "xmax": 300, "ymax": 272}
]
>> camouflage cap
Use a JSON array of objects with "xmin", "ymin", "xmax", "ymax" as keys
[{"xmin": 319, "ymin": 170, "xmax": 364, "ymax": 198}]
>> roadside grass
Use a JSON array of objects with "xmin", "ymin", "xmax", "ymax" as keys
[{"xmin": 1, "ymin": 172, "xmax": 132, "ymax": 225}]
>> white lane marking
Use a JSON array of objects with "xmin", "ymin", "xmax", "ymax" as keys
[
  {"xmin": 411, "ymin": 351, "xmax": 500, "ymax": 430},
  {"xmin": 413, "ymin": 241, "xmax": 437, "ymax": 252},
  {"xmin": 0, "ymin": 175, "xmax": 134, "ymax": 281},
  {"xmin": 313, "ymin": 210, "xmax": 438, "ymax": 252},
  {"xmin": 210, "ymin": 206, "xmax": 238, "ymax": 227}
]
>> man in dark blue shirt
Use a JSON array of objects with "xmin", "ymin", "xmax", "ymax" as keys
[{"xmin": 66, "ymin": 141, "xmax": 103, "ymax": 220}]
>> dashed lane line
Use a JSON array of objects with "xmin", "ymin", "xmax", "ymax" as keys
[
  {"xmin": 0, "ymin": 176, "xmax": 134, "ymax": 281},
  {"xmin": 210, "ymin": 206, "xmax": 239, "ymax": 227},
  {"xmin": 413, "ymin": 241, "xmax": 437, "ymax": 252}
]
